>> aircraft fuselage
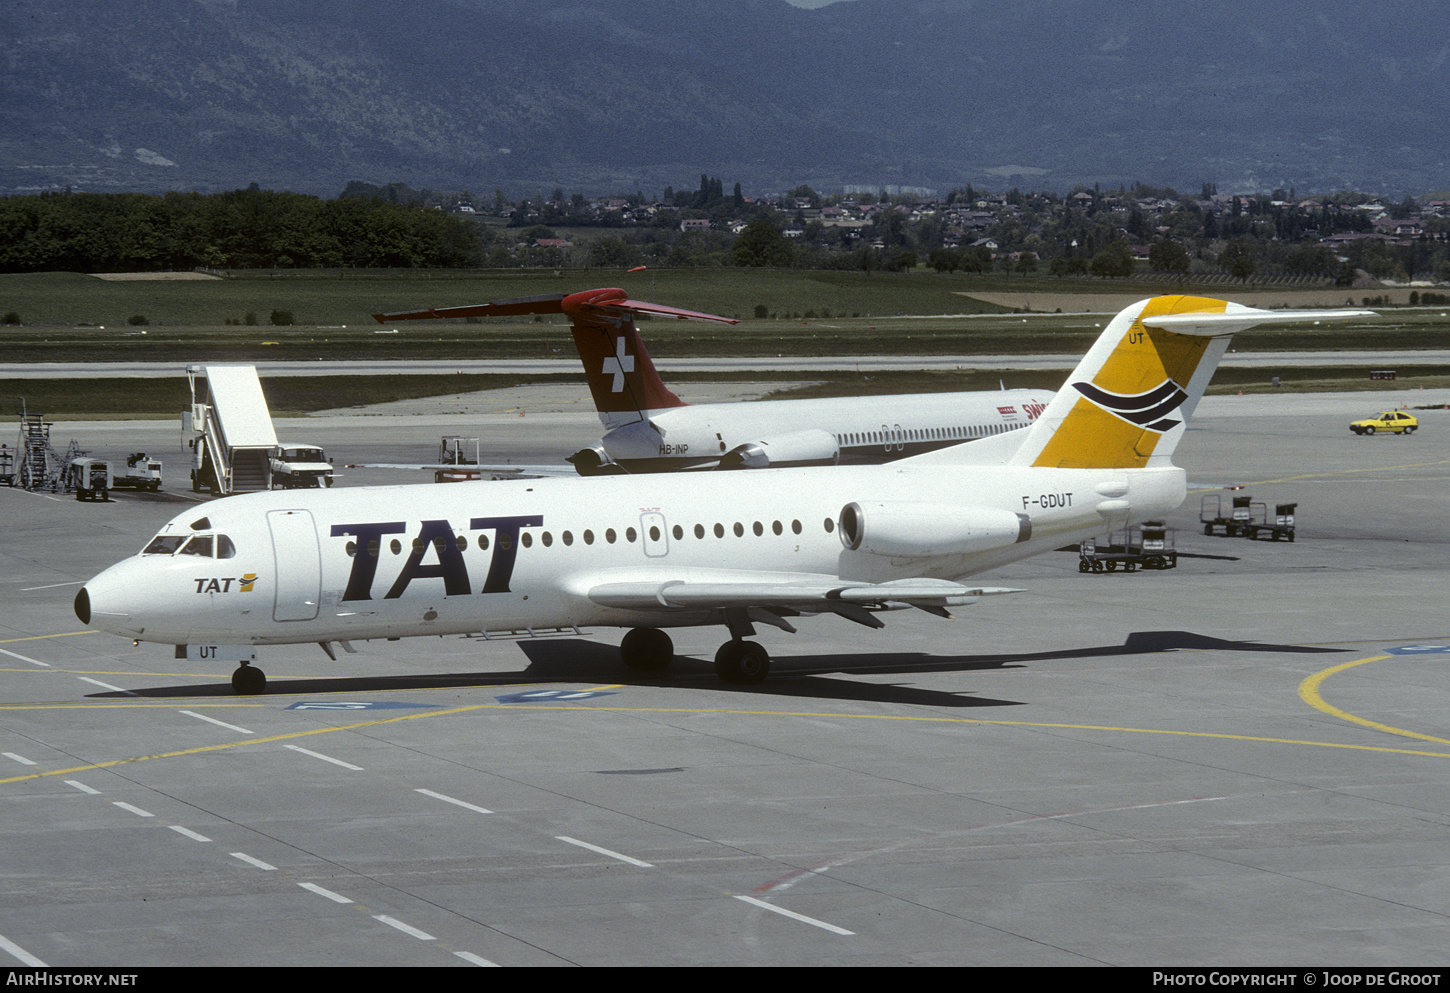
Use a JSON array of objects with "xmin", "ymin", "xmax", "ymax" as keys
[
  {"xmin": 598, "ymin": 389, "xmax": 1052, "ymax": 470},
  {"xmin": 79, "ymin": 461, "xmax": 1184, "ymax": 647}
]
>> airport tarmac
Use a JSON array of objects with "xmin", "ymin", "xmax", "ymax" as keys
[{"xmin": 2, "ymin": 388, "xmax": 1449, "ymax": 966}]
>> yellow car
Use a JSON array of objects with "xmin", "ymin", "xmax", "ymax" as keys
[{"xmin": 1350, "ymin": 411, "xmax": 1418, "ymax": 435}]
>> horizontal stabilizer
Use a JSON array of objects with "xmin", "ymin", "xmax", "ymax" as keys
[
  {"xmin": 373, "ymin": 287, "xmax": 738, "ymax": 326},
  {"xmin": 1141, "ymin": 306, "xmax": 1374, "ymax": 336}
]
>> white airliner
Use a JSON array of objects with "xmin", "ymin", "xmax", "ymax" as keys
[
  {"xmin": 75, "ymin": 296, "xmax": 1370, "ymax": 694},
  {"xmin": 373, "ymin": 287, "xmax": 1053, "ymax": 473}
]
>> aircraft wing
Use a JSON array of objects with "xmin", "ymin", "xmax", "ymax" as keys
[
  {"xmin": 373, "ymin": 287, "xmax": 738, "ymax": 325},
  {"xmin": 587, "ymin": 575, "xmax": 1022, "ymax": 626},
  {"xmin": 343, "ymin": 461, "xmax": 578, "ymax": 478}
]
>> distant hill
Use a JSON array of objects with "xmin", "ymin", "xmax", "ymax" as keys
[{"xmin": 2, "ymin": 0, "xmax": 1446, "ymax": 198}]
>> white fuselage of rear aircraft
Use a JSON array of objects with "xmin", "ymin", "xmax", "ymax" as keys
[
  {"xmin": 599, "ymin": 389, "xmax": 1052, "ymax": 470},
  {"xmin": 79, "ymin": 460, "xmax": 1183, "ymax": 647}
]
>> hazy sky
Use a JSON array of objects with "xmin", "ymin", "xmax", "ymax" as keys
[{"xmin": 786, "ymin": 0, "xmax": 861, "ymax": 7}]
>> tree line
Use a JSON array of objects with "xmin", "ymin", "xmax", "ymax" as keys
[{"xmin": 0, "ymin": 187, "xmax": 483, "ymax": 273}]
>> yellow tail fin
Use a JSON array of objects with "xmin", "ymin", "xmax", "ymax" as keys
[{"xmin": 1008, "ymin": 295, "xmax": 1373, "ymax": 470}]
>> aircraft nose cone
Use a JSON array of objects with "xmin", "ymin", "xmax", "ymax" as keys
[{"xmin": 77, "ymin": 565, "xmax": 140, "ymax": 637}]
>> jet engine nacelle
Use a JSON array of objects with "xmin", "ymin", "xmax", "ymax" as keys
[
  {"xmin": 838, "ymin": 501, "xmax": 1032, "ymax": 559},
  {"xmin": 719, "ymin": 428, "xmax": 840, "ymax": 469},
  {"xmin": 568, "ymin": 445, "xmax": 627, "ymax": 476}
]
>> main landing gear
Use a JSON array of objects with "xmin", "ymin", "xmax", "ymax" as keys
[
  {"xmin": 231, "ymin": 662, "xmax": 266, "ymax": 695},
  {"xmin": 713, "ymin": 640, "xmax": 770, "ymax": 684},
  {"xmin": 618, "ymin": 627, "xmax": 773, "ymax": 685}
]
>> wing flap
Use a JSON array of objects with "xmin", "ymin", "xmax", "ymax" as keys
[{"xmin": 587, "ymin": 577, "xmax": 1022, "ymax": 611}]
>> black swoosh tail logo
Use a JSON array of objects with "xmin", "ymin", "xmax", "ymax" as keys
[{"xmin": 1072, "ymin": 379, "xmax": 1188, "ymax": 432}]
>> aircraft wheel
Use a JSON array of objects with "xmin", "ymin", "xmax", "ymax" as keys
[
  {"xmin": 715, "ymin": 640, "xmax": 770, "ymax": 684},
  {"xmin": 620, "ymin": 627, "xmax": 673, "ymax": 672},
  {"xmin": 231, "ymin": 665, "xmax": 266, "ymax": 695}
]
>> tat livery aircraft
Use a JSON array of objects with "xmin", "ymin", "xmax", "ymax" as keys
[
  {"xmin": 76, "ymin": 296, "xmax": 1370, "ymax": 693},
  {"xmin": 373, "ymin": 287, "xmax": 1053, "ymax": 473}
]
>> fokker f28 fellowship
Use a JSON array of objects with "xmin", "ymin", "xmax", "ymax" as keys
[
  {"xmin": 76, "ymin": 296, "xmax": 1370, "ymax": 693},
  {"xmin": 373, "ymin": 287, "xmax": 1053, "ymax": 473}
]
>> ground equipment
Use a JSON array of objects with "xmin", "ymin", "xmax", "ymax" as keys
[
  {"xmin": 67, "ymin": 458, "xmax": 110, "ymax": 501},
  {"xmin": 1240, "ymin": 502, "xmax": 1297, "ymax": 542},
  {"xmin": 1078, "ymin": 521, "xmax": 1178, "ymax": 573},
  {"xmin": 112, "ymin": 453, "xmax": 163, "ymax": 491},
  {"xmin": 1200, "ymin": 494, "xmax": 1253, "ymax": 536}
]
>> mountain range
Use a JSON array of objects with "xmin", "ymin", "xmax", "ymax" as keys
[{"xmin": 2, "ymin": 0, "xmax": 1446, "ymax": 198}]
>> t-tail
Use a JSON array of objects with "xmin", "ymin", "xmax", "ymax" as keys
[
  {"xmin": 558, "ymin": 288, "xmax": 689, "ymax": 431},
  {"xmin": 373, "ymin": 287, "xmax": 737, "ymax": 431},
  {"xmin": 1003, "ymin": 295, "xmax": 1372, "ymax": 469}
]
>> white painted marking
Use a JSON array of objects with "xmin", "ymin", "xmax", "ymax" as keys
[
  {"xmin": 78, "ymin": 676, "xmax": 133, "ymax": 694},
  {"xmin": 180, "ymin": 710, "xmax": 254, "ymax": 734},
  {"xmin": 113, "ymin": 801, "xmax": 154, "ymax": 818},
  {"xmin": 734, "ymin": 895, "xmax": 854, "ymax": 935},
  {"xmin": 298, "ymin": 881, "xmax": 352, "ymax": 904},
  {"xmin": 230, "ymin": 852, "xmax": 277, "ymax": 871},
  {"xmin": 372, "ymin": 915, "xmax": 435, "ymax": 940},
  {"xmin": 168, "ymin": 825, "xmax": 212, "ymax": 842},
  {"xmin": 65, "ymin": 780, "xmax": 100, "ymax": 794},
  {"xmin": 20, "ymin": 581, "xmax": 84, "ymax": 591},
  {"xmin": 454, "ymin": 951, "xmax": 500, "ymax": 967},
  {"xmin": 284, "ymin": 744, "xmax": 363, "ymax": 770},
  {"xmin": 555, "ymin": 835, "xmax": 653, "ymax": 867},
  {"xmin": 0, "ymin": 932, "xmax": 46, "ymax": 967},
  {"xmin": 0, "ymin": 648, "xmax": 49, "ymax": 667},
  {"xmin": 416, "ymin": 788, "xmax": 492, "ymax": 814},
  {"xmin": 3, "ymin": 752, "xmax": 36, "ymax": 766},
  {"xmin": 14, "ymin": 490, "xmax": 63, "ymax": 503}
]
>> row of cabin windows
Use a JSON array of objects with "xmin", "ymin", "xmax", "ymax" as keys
[
  {"xmin": 342, "ymin": 517, "xmax": 836, "ymax": 558},
  {"xmin": 836, "ymin": 423, "xmax": 1009, "ymax": 447}
]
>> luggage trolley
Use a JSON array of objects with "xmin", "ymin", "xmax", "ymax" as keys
[
  {"xmin": 1078, "ymin": 521, "xmax": 1178, "ymax": 573},
  {"xmin": 1200, "ymin": 494, "xmax": 1253, "ymax": 536},
  {"xmin": 1241, "ymin": 502, "xmax": 1297, "ymax": 542}
]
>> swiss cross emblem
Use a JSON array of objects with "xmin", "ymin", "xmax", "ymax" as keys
[{"xmin": 601, "ymin": 336, "xmax": 635, "ymax": 392}]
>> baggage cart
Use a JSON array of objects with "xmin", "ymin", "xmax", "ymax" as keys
[{"xmin": 1078, "ymin": 521, "xmax": 1178, "ymax": 573}]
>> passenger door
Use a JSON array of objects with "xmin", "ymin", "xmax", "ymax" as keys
[{"xmin": 268, "ymin": 509, "xmax": 321, "ymax": 621}]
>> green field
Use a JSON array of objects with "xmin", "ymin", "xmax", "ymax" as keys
[
  {"xmin": 0, "ymin": 269, "xmax": 1018, "ymax": 328},
  {"xmin": 2, "ymin": 269, "xmax": 1445, "ymax": 415},
  {"xmin": 1, "ymin": 269, "xmax": 1445, "ymax": 364}
]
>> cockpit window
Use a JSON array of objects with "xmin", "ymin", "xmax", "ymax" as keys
[
  {"xmin": 179, "ymin": 535, "xmax": 214, "ymax": 557},
  {"xmin": 142, "ymin": 535, "xmax": 187, "ymax": 555},
  {"xmin": 217, "ymin": 535, "xmax": 236, "ymax": 559}
]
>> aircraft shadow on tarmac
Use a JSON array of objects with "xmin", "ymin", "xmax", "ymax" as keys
[{"xmin": 85, "ymin": 630, "xmax": 1345, "ymax": 710}]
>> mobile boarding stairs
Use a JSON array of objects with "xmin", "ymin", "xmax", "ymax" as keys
[{"xmin": 185, "ymin": 365, "xmax": 279, "ymax": 495}]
